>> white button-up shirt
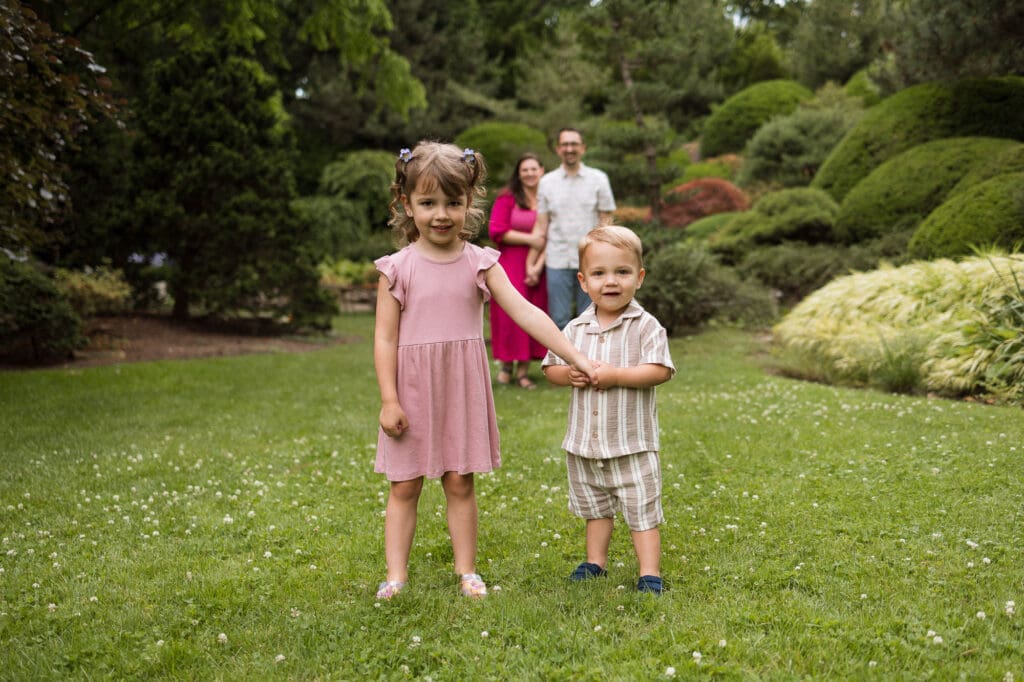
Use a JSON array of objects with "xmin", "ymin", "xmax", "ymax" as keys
[{"xmin": 537, "ymin": 163, "xmax": 616, "ymax": 269}]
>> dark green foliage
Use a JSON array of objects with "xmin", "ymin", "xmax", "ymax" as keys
[
  {"xmin": 738, "ymin": 106, "xmax": 860, "ymax": 188},
  {"xmin": 710, "ymin": 188, "xmax": 840, "ymax": 264},
  {"xmin": 455, "ymin": 122, "xmax": 550, "ymax": 192},
  {"xmin": 718, "ymin": 22, "xmax": 788, "ymax": 90},
  {"xmin": 629, "ymin": 223, "xmax": 692, "ymax": 259},
  {"xmin": 843, "ymin": 69, "xmax": 883, "ymax": 107},
  {"xmin": 700, "ymin": 79, "xmax": 813, "ymax": 157},
  {"xmin": 835, "ymin": 137, "xmax": 1020, "ymax": 243},
  {"xmin": 950, "ymin": 143, "xmax": 1024, "ymax": 196},
  {"xmin": 0, "ymin": 258, "xmax": 83, "ymax": 362},
  {"xmin": 874, "ymin": 0, "xmax": 1024, "ymax": 91},
  {"xmin": 737, "ymin": 234, "xmax": 910, "ymax": 304},
  {"xmin": 787, "ymin": 0, "xmax": 885, "ymax": 89},
  {"xmin": 133, "ymin": 45, "xmax": 334, "ymax": 327},
  {"xmin": 813, "ymin": 77, "xmax": 1024, "ymax": 201},
  {"xmin": 636, "ymin": 243, "xmax": 776, "ymax": 334},
  {"xmin": 0, "ymin": 3, "xmax": 118, "ymax": 258},
  {"xmin": 908, "ymin": 172, "xmax": 1024, "ymax": 260},
  {"xmin": 684, "ymin": 212, "xmax": 741, "ymax": 242},
  {"xmin": 293, "ymin": 150, "xmax": 396, "ymax": 261},
  {"xmin": 583, "ymin": 118, "xmax": 679, "ymax": 206}
]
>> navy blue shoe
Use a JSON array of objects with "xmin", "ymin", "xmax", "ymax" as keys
[
  {"xmin": 636, "ymin": 575, "xmax": 663, "ymax": 594},
  {"xmin": 569, "ymin": 562, "xmax": 608, "ymax": 581}
]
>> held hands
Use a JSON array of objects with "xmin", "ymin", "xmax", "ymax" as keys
[
  {"xmin": 568, "ymin": 357, "xmax": 599, "ymax": 387},
  {"xmin": 568, "ymin": 360, "xmax": 617, "ymax": 390},
  {"xmin": 379, "ymin": 401, "xmax": 409, "ymax": 438},
  {"xmin": 524, "ymin": 262, "xmax": 543, "ymax": 287}
]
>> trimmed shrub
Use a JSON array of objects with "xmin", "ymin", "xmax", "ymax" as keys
[
  {"xmin": 834, "ymin": 137, "xmax": 1020, "ymax": 243},
  {"xmin": 907, "ymin": 172, "xmax": 1024, "ymax": 260},
  {"xmin": 636, "ymin": 243, "xmax": 776, "ymax": 334},
  {"xmin": 950, "ymin": 143, "xmax": 1024, "ymax": 197},
  {"xmin": 700, "ymin": 79, "xmax": 813, "ymax": 157},
  {"xmin": 771, "ymin": 254, "xmax": 1024, "ymax": 403},
  {"xmin": 738, "ymin": 106, "xmax": 859, "ymax": 189},
  {"xmin": 813, "ymin": 77, "xmax": 1024, "ymax": 201},
  {"xmin": 709, "ymin": 187, "xmax": 840, "ymax": 264},
  {"xmin": 656, "ymin": 178, "xmax": 750, "ymax": 228},
  {"xmin": 294, "ymin": 150, "xmax": 402, "ymax": 261},
  {"xmin": 674, "ymin": 155, "xmax": 743, "ymax": 185},
  {"xmin": 683, "ymin": 212, "xmax": 741, "ymax": 242},
  {"xmin": 0, "ymin": 258, "xmax": 83, "ymax": 362},
  {"xmin": 843, "ymin": 69, "xmax": 883, "ymax": 107},
  {"xmin": 54, "ymin": 265, "xmax": 133, "ymax": 318},
  {"xmin": 455, "ymin": 122, "xmax": 550, "ymax": 188}
]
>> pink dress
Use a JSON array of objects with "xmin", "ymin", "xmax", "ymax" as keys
[
  {"xmin": 488, "ymin": 192, "xmax": 548, "ymax": 362},
  {"xmin": 374, "ymin": 243, "xmax": 502, "ymax": 481}
]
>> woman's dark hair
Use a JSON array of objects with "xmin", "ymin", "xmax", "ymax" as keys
[{"xmin": 508, "ymin": 152, "xmax": 543, "ymax": 209}]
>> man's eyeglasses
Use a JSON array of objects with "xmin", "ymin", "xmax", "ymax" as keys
[{"xmin": 558, "ymin": 142, "xmax": 582, "ymax": 148}]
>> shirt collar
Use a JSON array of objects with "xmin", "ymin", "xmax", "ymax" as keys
[
  {"xmin": 558, "ymin": 161, "xmax": 591, "ymax": 179},
  {"xmin": 570, "ymin": 299, "xmax": 644, "ymax": 334}
]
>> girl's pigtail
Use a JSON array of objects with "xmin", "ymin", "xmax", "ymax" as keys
[{"xmin": 462, "ymin": 148, "xmax": 487, "ymax": 200}]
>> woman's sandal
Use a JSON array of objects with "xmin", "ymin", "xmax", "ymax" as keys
[
  {"xmin": 459, "ymin": 573, "xmax": 488, "ymax": 598},
  {"xmin": 515, "ymin": 374, "xmax": 537, "ymax": 390},
  {"xmin": 496, "ymin": 364, "xmax": 513, "ymax": 386},
  {"xmin": 375, "ymin": 580, "xmax": 406, "ymax": 600}
]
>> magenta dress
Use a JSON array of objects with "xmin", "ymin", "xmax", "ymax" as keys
[
  {"xmin": 373, "ymin": 243, "xmax": 502, "ymax": 482},
  {"xmin": 488, "ymin": 192, "xmax": 548, "ymax": 362}
]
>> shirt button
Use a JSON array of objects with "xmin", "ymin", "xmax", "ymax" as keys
[
  {"xmin": 592, "ymin": 410, "xmax": 598, "ymax": 416},
  {"xmin": 599, "ymin": 336, "xmax": 605, "ymax": 343},
  {"xmin": 592, "ymin": 432, "xmax": 599, "ymax": 439}
]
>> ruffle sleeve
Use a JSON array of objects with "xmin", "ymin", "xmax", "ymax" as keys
[
  {"xmin": 473, "ymin": 245, "xmax": 501, "ymax": 302},
  {"xmin": 374, "ymin": 253, "xmax": 405, "ymax": 309},
  {"xmin": 488, "ymin": 192, "xmax": 515, "ymax": 243}
]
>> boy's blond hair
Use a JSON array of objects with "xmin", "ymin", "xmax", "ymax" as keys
[{"xmin": 578, "ymin": 225, "xmax": 644, "ymax": 269}]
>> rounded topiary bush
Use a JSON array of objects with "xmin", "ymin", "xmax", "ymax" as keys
[
  {"xmin": 636, "ymin": 243, "xmax": 776, "ymax": 334},
  {"xmin": 683, "ymin": 211, "xmax": 741, "ymax": 242},
  {"xmin": 950, "ymin": 143, "xmax": 1024, "ymax": 196},
  {"xmin": 454, "ymin": 122, "xmax": 550, "ymax": 185},
  {"xmin": 700, "ymin": 79, "xmax": 813, "ymax": 158},
  {"xmin": 813, "ymin": 76, "xmax": 1024, "ymax": 201},
  {"xmin": 843, "ymin": 69, "xmax": 883, "ymax": 107},
  {"xmin": 834, "ymin": 137, "xmax": 1020, "ymax": 243},
  {"xmin": 738, "ymin": 105, "xmax": 859, "ymax": 189},
  {"xmin": 907, "ymin": 172, "xmax": 1024, "ymax": 260},
  {"xmin": 709, "ymin": 187, "xmax": 840, "ymax": 264},
  {"xmin": 657, "ymin": 178, "xmax": 750, "ymax": 228}
]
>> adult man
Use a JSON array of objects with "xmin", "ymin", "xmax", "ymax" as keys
[{"xmin": 527, "ymin": 128, "xmax": 616, "ymax": 330}]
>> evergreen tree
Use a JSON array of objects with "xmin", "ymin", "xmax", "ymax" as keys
[
  {"xmin": 133, "ymin": 45, "xmax": 333, "ymax": 326},
  {"xmin": 875, "ymin": 0, "xmax": 1024, "ymax": 90}
]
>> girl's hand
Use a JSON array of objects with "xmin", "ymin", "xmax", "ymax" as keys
[
  {"xmin": 569, "ymin": 357, "xmax": 598, "ymax": 386},
  {"xmin": 380, "ymin": 402, "xmax": 409, "ymax": 438}
]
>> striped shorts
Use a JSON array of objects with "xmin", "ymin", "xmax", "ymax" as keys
[{"xmin": 565, "ymin": 451, "xmax": 664, "ymax": 531}]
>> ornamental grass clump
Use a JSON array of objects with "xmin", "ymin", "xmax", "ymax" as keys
[{"xmin": 772, "ymin": 254, "xmax": 1024, "ymax": 403}]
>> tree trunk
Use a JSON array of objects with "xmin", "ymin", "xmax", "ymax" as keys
[{"xmin": 613, "ymin": 19, "xmax": 662, "ymax": 224}]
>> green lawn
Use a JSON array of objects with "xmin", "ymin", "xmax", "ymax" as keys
[{"xmin": 1, "ymin": 314, "xmax": 1022, "ymax": 679}]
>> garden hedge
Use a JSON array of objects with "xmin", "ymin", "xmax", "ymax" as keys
[
  {"xmin": 700, "ymin": 79, "xmax": 813, "ymax": 158},
  {"xmin": 907, "ymin": 172, "xmax": 1024, "ymax": 260},
  {"xmin": 813, "ymin": 77, "xmax": 1024, "ymax": 202},
  {"xmin": 454, "ymin": 122, "xmax": 550, "ymax": 187},
  {"xmin": 834, "ymin": 137, "xmax": 1020, "ymax": 243},
  {"xmin": 709, "ymin": 187, "xmax": 840, "ymax": 264}
]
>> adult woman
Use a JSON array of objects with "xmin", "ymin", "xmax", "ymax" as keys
[{"xmin": 488, "ymin": 153, "xmax": 548, "ymax": 389}]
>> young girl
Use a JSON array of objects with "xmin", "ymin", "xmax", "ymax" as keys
[{"xmin": 373, "ymin": 141, "xmax": 596, "ymax": 600}]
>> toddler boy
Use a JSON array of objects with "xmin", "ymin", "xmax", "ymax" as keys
[{"xmin": 542, "ymin": 225, "xmax": 674, "ymax": 594}]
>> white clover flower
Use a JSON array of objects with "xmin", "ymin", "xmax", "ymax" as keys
[
  {"xmin": 480, "ymin": 631, "xmax": 489, "ymax": 638},
  {"xmin": 275, "ymin": 654, "xmax": 286, "ymax": 663},
  {"xmin": 222, "ymin": 515, "xmax": 233, "ymax": 525},
  {"xmin": 932, "ymin": 635, "xmax": 943, "ymax": 645},
  {"xmin": 593, "ymin": 625, "xmax": 602, "ymax": 632},
  {"xmin": 718, "ymin": 639, "xmax": 727, "ymax": 648},
  {"xmin": 1005, "ymin": 601, "xmax": 1015, "ymax": 616},
  {"xmin": 156, "ymin": 640, "xmax": 165, "ymax": 647},
  {"xmin": 264, "ymin": 551, "xmax": 272, "ymax": 559},
  {"xmin": 869, "ymin": 660, "xmax": 877, "ymax": 668},
  {"xmin": 983, "ymin": 557, "xmax": 991, "ymax": 564},
  {"xmin": 218, "ymin": 633, "xmax": 228, "ymax": 645},
  {"xmin": 977, "ymin": 611, "xmax": 986, "ymax": 620},
  {"xmin": 692, "ymin": 651, "xmax": 702, "ymax": 664},
  {"xmin": 966, "ymin": 539, "xmax": 979, "ymax": 549},
  {"xmin": 47, "ymin": 603, "xmax": 57, "ymax": 612},
  {"xmin": 665, "ymin": 666, "xmax": 676, "ymax": 677}
]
